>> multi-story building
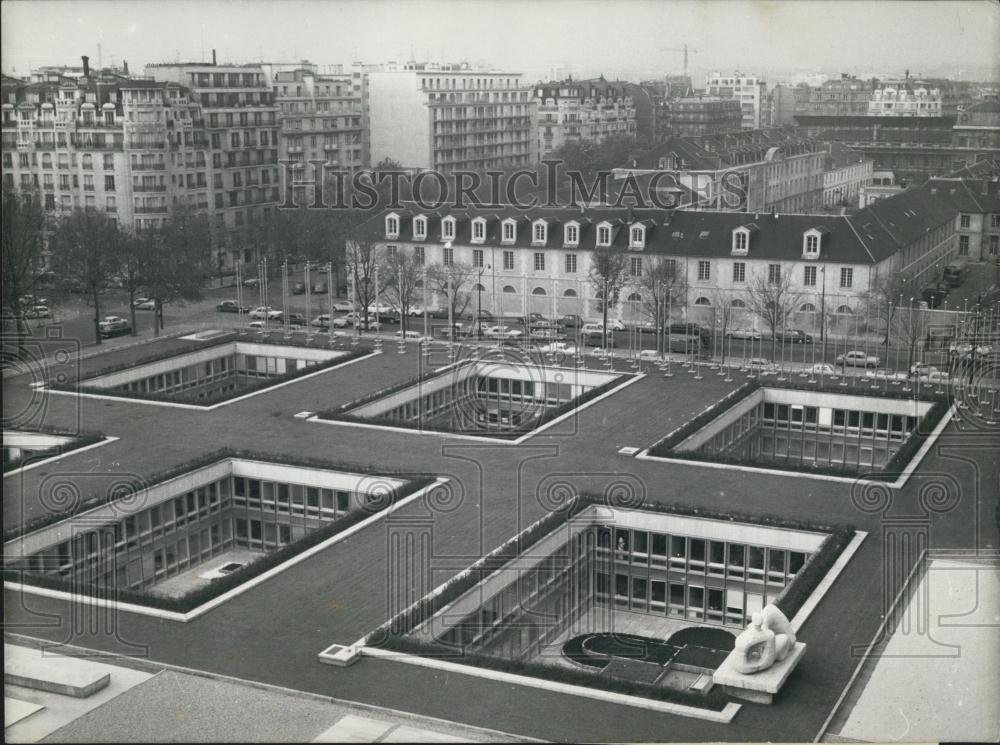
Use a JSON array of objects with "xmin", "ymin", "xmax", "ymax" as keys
[
  {"xmin": 1, "ymin": 58, "xmax": 208, "ymax": 239},
  {"xmin": 535, "ymin": 78, "xmax": 636, "ymax": 157},
  {"xmin": 768, "ymin": 84, "xmax": 804, "ymax": 127},
  {"xmin": 926, "ymin": 170, "xmax": 1000, "ymax": 262},
  {"xmin": 859, "ymin": 170, "xmax": 905, "ymax": 207},
  {"xmin": 360, "ymin": 184, "xmax": 956, "ymax": 334},
  {"xmin": 146, "ymin": 60, "xmax": 280, "ymax": 267},
  {"xmin": 263, "ymin": 63, "xmax": 367, "ymax": 173},
  {"xmin": 706, "ymin": 71, "xmax": 767, "ymax": 130},
  {"xmin": 665, "ymin": 96, "xmax": 743, "ymax": 137},
  {"xmin": 614, "ymin": 129, "xmax": 826, "ymax": 214},
  {"xmin": 624, "ymin": 80, "xmax": 667, "ymax": 142},
  {"xmin": 950, "ymin": 99, "xmax": 1000, "ymax": 171},
  {"xmin": 794, "ymin": 75, "xmax": 874, "ymax": 117},
  {"xmin": 821, "ymin": 142, "xmax": 873, "ymax": 209},
  {"xmin": 366, "ymin": 61, "xmax": 536, "ymax": 172},
  {"xmin": 868, "ymin": 80, "xmax": 943, "ymax": 117}
]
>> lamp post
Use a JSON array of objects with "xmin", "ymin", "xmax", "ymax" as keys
[{"xmin": 445, "ymin": 241, "xmax": 454, "ymax": 360}]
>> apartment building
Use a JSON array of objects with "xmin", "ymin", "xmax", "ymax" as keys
[
  {"xmin": 147, "ymin": 60, "xmax": 280, "ymax": 266},
  {"xmin": 665, "ymin": 96, "xmax": 743, "ymax": 137},
  {"xmin": 794, "ymin": 75, "xmax": 873, "ymax": 117},
  {"xmin": 706, "ymin": 71, "xmax": 767, "ymax": 130},
  {"xmin": 869, "ymin": 80, "xmax": 943, "ymax": 117},
  {"xmin": 614, "ymin": 129, "xmax": 826, "ymax": 214},
  {"xmin": 926, "ymin": 171, "xmax": 1000, "ymax": 261},
  {"xmin": 359, "ymin": 185, "xmax": 956, "ymax": 330},
  {"xmin": 535, "ymin": 77, "xmax": 636, "ymax": 157},
  {"xmin": 262, "ymin": 63, "xmax": 367, "ymax": 172},
  {"xmin": 951, "ymin": 99, "xmax": 1000, "ymax": 171},
  {"xmin": 366, "ymin": 61, "xmax": 536, "ymax": 172},
  {"xmin": 1, "ymin": 58, "xmax": 208, "ymax": 236},
  {"xmin": 822, "ymin": 142, "xmax": 873, "ymax": 209}
]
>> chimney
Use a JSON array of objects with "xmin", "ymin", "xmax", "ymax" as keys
[
  {"xmin": 81, "ymin": 55, "xmax": 90, "ymax": 78},
  {"xmin": 212, "ymin": 48, "xmax": 217, "ymax": 66},
  {"xmin": 123, "ymin": 60, "xmax": 129, "ymax": 75}
]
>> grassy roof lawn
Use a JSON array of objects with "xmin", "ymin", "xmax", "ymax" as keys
[{"xmin": 3, "ymin": 429, "xmax": 107, "ymax": 474}]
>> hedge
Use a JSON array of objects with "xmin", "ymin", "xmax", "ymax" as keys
[
  {"xmin": 316, "ymin": 362, "xmax": 632, "ymax": 439},
  {"xmin": 646, "ymin": 378, "xmax": 949, "ymax": 482},
  {"xmin": 3, "ymin": 430, "xmax": 106, "ymax": 474},
  {"xmin": 377, "ymin": 634, "xmax": 730, "ymax": 711},
  {"xmin": 50, "ymin": 343, "xmax": 372, "ymax": 407}
]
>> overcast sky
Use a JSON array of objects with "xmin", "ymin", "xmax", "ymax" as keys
[{"xmin": 2, "ymin": 0, "xmax": 998, "ymax": 83}]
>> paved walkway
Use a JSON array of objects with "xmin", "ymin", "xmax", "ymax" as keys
[{"xmin": 3, "ymin": 334, "xmax": 998, "ymax": 742}]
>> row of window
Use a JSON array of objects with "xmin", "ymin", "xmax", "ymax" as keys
[{"xmin": 390, "ymin": 214, "xmax": 650, "ymax": 249}]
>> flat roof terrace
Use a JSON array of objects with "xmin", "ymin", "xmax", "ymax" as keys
[{"xmin": 3, "ymin": 335, "xmax": 996, "ymax": 743}]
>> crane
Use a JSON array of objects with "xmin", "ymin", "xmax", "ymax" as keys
[{"xmin": 658, "ymin": 44, "xmax": 697, "ymax": 80}]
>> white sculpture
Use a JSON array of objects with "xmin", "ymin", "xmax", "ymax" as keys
[{"xmin": 732, "ymin": 604, "xmax": 796, "ymax": 674}]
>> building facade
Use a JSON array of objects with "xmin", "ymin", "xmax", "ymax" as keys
[
  {"xmin": 868, "ymin": 80, "xmax": 943, "ymax": 117},
  {"xmin": 366, "ymin": 61, "xmax": 536, "ymax": 172},
  {"xmin": 535, "ymin": 78, "xmax": 636, "ymax": 158},
  {"xmin": 950, "ymin": 99, "xmax": 1000, "ymax": 172},
  {"xmin": 665, "ymin": 96, "xmax": 743, "ymax": 137},
  {"xmin": 706, "ymin": 71, "xmax": 767, "ymax": 130},
  {"xmin": 822, "ymin": 143, "xmax": 873, "ymax": 208},
  {"xmin": 1, "ymin": 61, "xmax": 208, "ymax": 239},
  {"xmin": 926, "ymin": 172, "xmax": 1000, "ymax": 262},
  {"xmin": 794, "ymin": 75, "xmax": 873, "ymax": 117},
  {"xmin": 147, "ymin": 61, "xmax": 281, "ymax": 268},
  {"xmin": 360, "ymin": 185, "xmax": 956, "ymax": 334}
]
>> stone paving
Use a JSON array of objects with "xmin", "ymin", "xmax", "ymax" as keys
[{"xmin": 3, "ymin": 332, "xmax": 998, "ymax": 743}]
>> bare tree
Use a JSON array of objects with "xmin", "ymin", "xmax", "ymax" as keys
[
  {"xmin": 1, "ymin": 186, "xmax": 46, "ymax": 348},
  {"xmin": 892, "ymin": 299, "xmax": 929, "ymax": 372},
  {"xmin": 863, "ymin": 270, "xmax": 917, "ymax": 347},
  {"xmin": 637, "ymin": 256, "xmax": 687, "ymax": 354},
  {"xmin": 48, "ymin": 209, "xmax": 123, "ymax": 344},
  {"xmin": 744, "ymin": 266, "xmax": 798, "ymax": 360},
  {"xmin": 426, "ymin": 262, "xmax": 475, "ymax": 323},
  {"xmin": 711, "ymin": 289, "xmax": 738, "ymax": 364},
  {"xmin": 346, "ymin": 235, "xmax": 382, "ymax": 331},
  {"xmin": 381, "ymin": 249, "xmax": 424, "ymax": 333},
  {"xmin": 588, "ymin": 244, "xmax": 629, "ymax": 347}
]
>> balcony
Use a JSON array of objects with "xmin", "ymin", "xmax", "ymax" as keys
[
  {"xmin": 131, "ymin": 162, "xmax": 166, "ymax": 171},
  {"xmin": 132, "ymin": 185, "xmax": 168, "ymax": 192},
  {"xmin": 133, "ymin": 205, "xmax": 169, "ymax": 214}
]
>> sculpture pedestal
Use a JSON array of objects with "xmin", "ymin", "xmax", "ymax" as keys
[{"xmin": 712, "ymin": 641, "xmax": 806, "ymax": 704}]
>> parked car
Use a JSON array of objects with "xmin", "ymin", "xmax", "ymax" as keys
[
  {"xmin": 286, "ymin": 313, "xmax": 307, "ymax": 326},
  {"xmin": 949, "ymin": 342, "xmax": 992, "ymax": 359},
  {"xmin": 538, "ymin": 341, "xmax": 578, "ymax": 355},
  {"xmin": 484, "ymin": 325, "xmax": 523, "ymax": 340},
  {"xmin": 23, "ymin": 305, "xmax": 51, "ymax": 319},
  {"xmin": 311, "ymin": 314, "xmax": 331, "ymax": 328},
  {"xmin": 216, "ymin": 300, "xmax": 249, "ymax": 313},
  {"xmin": 529, "ymin": 328, "xmax": 566, "ymax": 342},
  {"xmin": 19, "ymin": 294, "xmax": 49, "ymax": 307},
  {"xmin": 529, "ymin": 319, "xmax": 562, "ymax": 332},
  {"xmin": 292, "ymin": 282, "xmax": 306, "ymax": 295},
  {"xmin": 249, "ymin": 306, "xmax": 282, "ymax": 321},
  {"xmin": 773, "ymin": 328, "xmax": 813, "ymax": 344},
  {"xmin": 242, "ymin": 277, "xmax": 261, "ymax": 288},
  {"xmin": 331, "ymin": 315, "xmax": 352, "ymax": 328},
  {"xmin": 584, "ymin": 332, "xmax": 617, "ymax": 347},
  {"xmin": 727, "ymin": 327, "xmax": 762, "ymax": 340},
  {"xmin": 395, "ymin": 330, "xmax": 424, "ymax": 340},
  {"xmin": 808, "ymin": 363, "xmax": 837, "ymax": 376},
  {"xmin": 557, "ymin": 314, "xmax": 585, "ymax": 329},
  {"xmin": 311, "ymin": 282, "xmax": 328, "ymax": 294},
  {"xmin": 332, "ymin": 300, "xmax": 354, "ymax": 312},
  {"xmin": 98, "ymin": 315, "xmax": 131, "ymax": 338},
  {"xmin": 745, "ymin": 357, "xmax": 776, "ymax": 373},
  {"xmin": 134, "ymin": 298, "xmax": 157, "ymax": 311},
  {"xmin": 464, "ymin": 309, "xmax": 495, "ymax": 322},
  {"xmin": 836, "ymin": 350, "xmax": 880, "ymax": 368},
  {"xmin": 605, "ymin": 318, "xmax": 626, "ymax": 332}
]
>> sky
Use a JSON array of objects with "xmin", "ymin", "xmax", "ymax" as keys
[{"xmin": 2, "ymin": 0, "xmax": 998, "ymax": 83}]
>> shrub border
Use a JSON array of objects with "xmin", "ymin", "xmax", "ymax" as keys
[
  {"xmin": 4, "ymin": 449, "xmax": 435, "ymax": 613},
  {"xmin": 645, "ymin": 379, "xmax": 949, "ymax": 482},
  {"xmin": 315, "ymin": 361, "xmax": 632, "ymax": 440},
  {"xmin": 363, "ymin": 493, "xmax": 853, "ymax": 706},
  {"xmin": 49, "ymin": 341, "xmax": 371, "ymax": 407}
]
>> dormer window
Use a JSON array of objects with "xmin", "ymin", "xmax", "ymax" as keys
[
  {"xmin": 385, "ymin": 214, "xmax": 399, "ymax": 239},
  {"xmin": 629, "ymin": 225, "xmax": 645, "ymax": 249},
  {"xmin": 734, "ymin": 232, "xmax": 748, "ymax": 253},
  {"xmin": 442, "ymin": 216, "xmax": 456, "ymax": 240},
  {"xmin": 501, "ymin": 219, "xmax": 516, "ymax": 244},
  {"xmin": 471, "ymin": 217, "xmax": 486, "ymax": 243},
  {"xmin": 564, "ymin": 222, "xmax": 579, "ymax": 246},
  {"xmin": 802, "ymin": 228, "xmax": 824, "ymax": 259},
  {"xmin": 413, "ymin": 216, "xmax": 427, "ymax": 240},
  {"xmin": 596, "ymin": 222, "xmax": 612, "ymax": 247},
  {"xmin": 532, "ymin": 220, "xmax": 547, "ymax": 245}
]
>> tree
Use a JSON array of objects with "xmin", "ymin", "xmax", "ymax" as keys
[
  {"xmin": 588, "ymin": 244, "xmax": 629, "ymax": 347},
  {"xmin": 48, "ymin": 209, "xmax": 123, "ymax": 344},
  {"xmin": 380, "ymin": 249, "xmax": 424, "ymax": 333},
  {"xmin": 426, "ymin": 262, "xmax": 475, "ymax": 323},
  {"xmin": 744, "ymin": 266, "xmax": 798, "ymax": 359},
  {"xmin": 345, "ymin": 235, "xmax": 382, "ymax": 331},
  {"xmin": 711, "ymin": 289, "xmax": 740, "ymax": 364},
  {"xmin": 863, "ymin": 270, "xmax": 917, "ymax": 347},
  {"xmin": 1, "ymin": 186, "xmax": 46, "ymax": 347},
  {"xmin": 137, "ymin": 207, "xmax": 211, "ymax": 335},
  {"xmin": 892, "ymin": 298, "xmax": 929, "ymax": 372},
  {"xmin": 637, "ymin": 256, "xmax": 687, "ymax": 354},
  {"xmin": 118, "ymin": 232, "xmax": 145, "ymax": 336}
]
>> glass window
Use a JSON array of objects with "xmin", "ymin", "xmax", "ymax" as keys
[{"xmin": 651, "ymin": 533, "xmax": 667, "ymax": 557}]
